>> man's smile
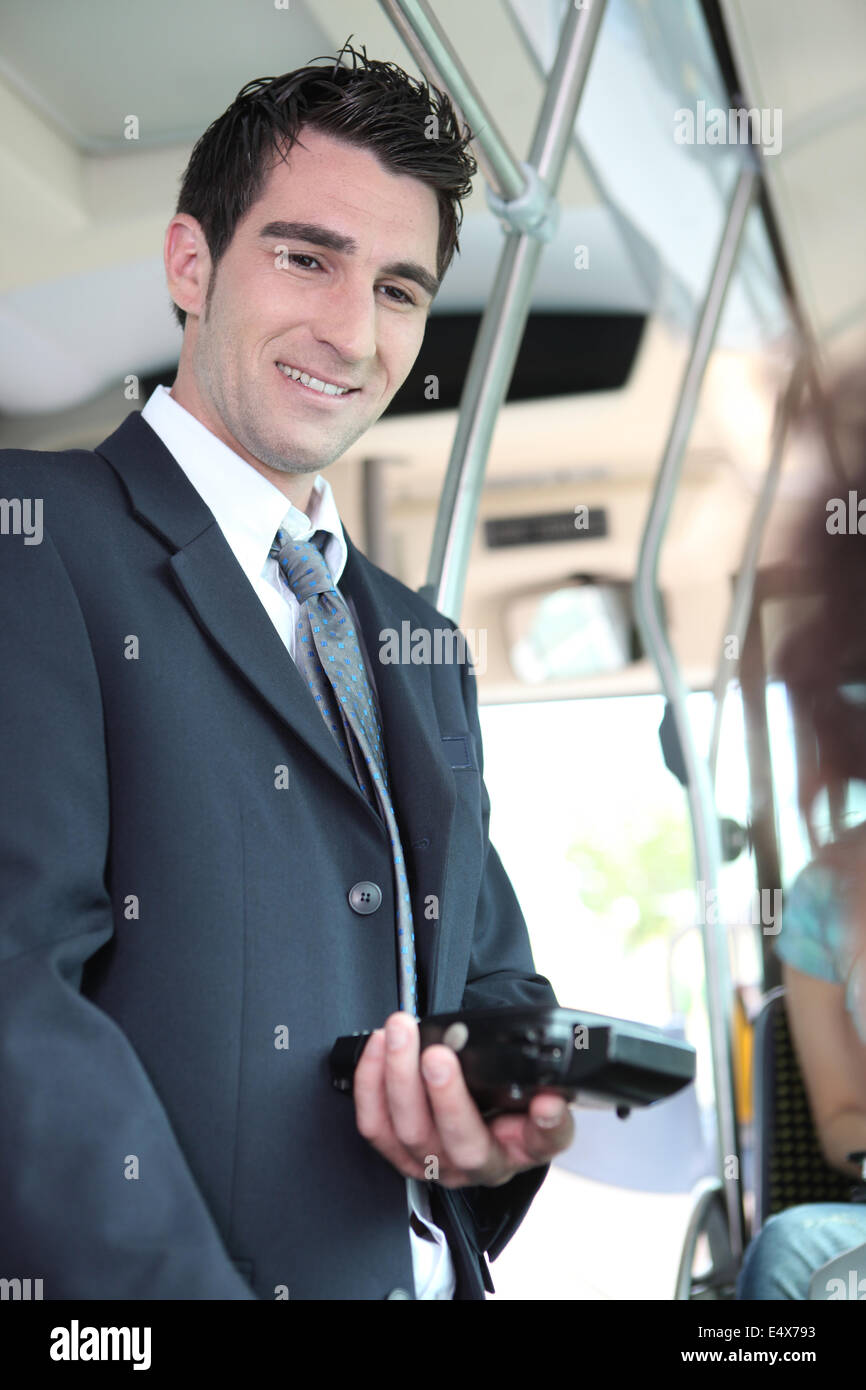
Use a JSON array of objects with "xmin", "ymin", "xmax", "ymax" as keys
[{"xmin": 275, "ymin": 360, "xmax": 360, "ymax": 399}]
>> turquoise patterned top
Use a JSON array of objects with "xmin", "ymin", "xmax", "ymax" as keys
[{"xmin": 776, "ymin": 860, "xmax": 866, "ymax": 1043}]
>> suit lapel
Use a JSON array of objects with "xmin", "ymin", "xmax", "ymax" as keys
[
  {"xmin": 169, "ymin": 529, "xmax": 378, "ymax": 807},
  {"xmin": 96, "ymin": 411, "xmax": 374, "ymax": 817}
]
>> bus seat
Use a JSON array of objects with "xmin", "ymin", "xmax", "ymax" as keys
[{"xmin": 752, "ymin": 986, "xmax": 850, "ymax": 1231}]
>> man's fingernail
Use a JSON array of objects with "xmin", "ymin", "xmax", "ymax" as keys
[
  {"xmin": 421, "ymin": 1056, "xmax": 450, "ymax": 1086},
  {"xmin": 535, "ymin": 1108, "xmax": 566, "ymax": 1128},
  {"xmin": 386, "ymin": 1021, "xmax": 407, "ymax": 1051}
]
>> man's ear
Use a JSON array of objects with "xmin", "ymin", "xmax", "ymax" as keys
[{"xmin": 165, "ymin": 214, "xmax": 212, "ymax": 323}]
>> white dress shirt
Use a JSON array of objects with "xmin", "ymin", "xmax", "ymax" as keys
[{"xmin": 140, "ymin": 385, "xmax": 456, "ymax": 1300}]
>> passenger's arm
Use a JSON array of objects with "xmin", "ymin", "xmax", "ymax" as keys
[{"xmin": 782, "ymin": 960, "xmax": 866, "ymax": 1176}]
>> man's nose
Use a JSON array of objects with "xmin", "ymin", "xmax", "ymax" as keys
[{"xmin": 311, "ymin": 279, "xmax": 378, "ymax": 365}]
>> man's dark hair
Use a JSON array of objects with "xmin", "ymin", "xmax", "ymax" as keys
[{"xmin": 170, "ymin": 40, "xmax": 477, "ymax": 330}]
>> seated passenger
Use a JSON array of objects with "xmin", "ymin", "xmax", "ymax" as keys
[{"xmin": 737, "ymin": 845, "xmax": 866, "ymax": 1299}]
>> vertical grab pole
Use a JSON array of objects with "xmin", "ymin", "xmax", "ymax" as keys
[
  {"xmin": 708, "ymin": 359, "xmax": 806, "ymax": 784},
  {"xmin": 376, "ymin": 0, "xmax": 608, "ymax": 621},
  {"xmin": 633, "ymin": 162, "xmax": 758, "ymax": 1260}
]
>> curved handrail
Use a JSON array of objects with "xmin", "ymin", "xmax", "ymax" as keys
[
  {"xmin": 633, "ymin": 162, "xmax": 758, "ymax": 1262},
  {"xmin": 708, "ymin": 359, "xmax": 806, "ymax": 783}
]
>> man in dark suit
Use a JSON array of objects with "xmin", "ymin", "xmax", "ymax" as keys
[{"xmin": 0, "ymin": 47, "xmax": 573, "ymax": 1300}]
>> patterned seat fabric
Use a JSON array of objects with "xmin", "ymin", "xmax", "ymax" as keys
[{"xmin": 761, "ymin": 990, "xmax": 851, "ymax": 1220}]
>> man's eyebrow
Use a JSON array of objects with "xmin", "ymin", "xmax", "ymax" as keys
[
  {"xmin": 257, "ymin": 220, "xmax": 440, "ymax": 299},
  {"xmin": 380, "ymin": 260, "xmax": 440, "ymax": 300},
  {"xmin": 258, "ymin": 220, "xmax": 357, "ymax": 254}
]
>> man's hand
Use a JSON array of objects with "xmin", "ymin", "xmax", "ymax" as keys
[{"xmin": 353, "ymin": 1010, "xmax": 574, "ymax": 1188}]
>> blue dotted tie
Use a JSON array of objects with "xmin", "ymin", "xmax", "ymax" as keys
[{"xmin": 270, "ymin": 526, "xmax": 417, "ymax": 1016}]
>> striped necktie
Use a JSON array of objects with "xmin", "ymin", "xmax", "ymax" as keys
[{"xmin": 270, "ymin": 526, "xmax": 418, "ymax": 1016}]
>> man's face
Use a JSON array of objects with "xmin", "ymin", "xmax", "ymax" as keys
[{"xmin": 175, "ymin": 127, "xmax": 440, "ymax": 484}]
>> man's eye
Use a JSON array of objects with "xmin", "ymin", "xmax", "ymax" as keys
[
  {"xmin": 276, "ymin": 256, "xmax": 415, "ymax": 303},
  {"xmin": 381, "ymin": 284, "xmax": 415, "ymax": 305}
]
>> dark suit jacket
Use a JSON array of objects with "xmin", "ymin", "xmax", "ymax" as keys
[{"xmin": 0, "ymin": 409, "xmax": 557, "ymax": 1300}]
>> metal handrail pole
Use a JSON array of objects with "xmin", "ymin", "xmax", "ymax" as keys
[
  {"xmin": 420, "ymin": 0, "xmax": 608, "ymax": 618},
  {"xmin": 377, "ymin": 0, "xmax": 527, "ymax": 201},
  {"xmin": 708, "ymin": 359, "xmax": 806, "ymax": 783},
  {"xmin": 805, "ymin": 358, "xmax": 848, "ymax": 487},
  {"xmin": 633, "ymin": 161, "xmax": 758, "ymax": 1260}
]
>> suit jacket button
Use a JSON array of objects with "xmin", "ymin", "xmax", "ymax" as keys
[
  {"xmin": 348, "ymin": 881, "xmax": 382, "ymax": 915},
  {"xmin": 385, "ymin": 1287, "xmax": 413, "ymax": 1299}
]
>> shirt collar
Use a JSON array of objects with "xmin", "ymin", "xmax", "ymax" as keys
[{"xmin": 140, "ymin": 384, "xmax": 348, "ymax": 584}]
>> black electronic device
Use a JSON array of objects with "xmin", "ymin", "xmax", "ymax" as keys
[{"xmin": 328, "ymin": 1004, "xmax": 696, "ymax": 1118}]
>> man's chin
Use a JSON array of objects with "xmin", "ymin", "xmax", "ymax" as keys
[
  {"xmin": 258, "ymin": 454, "xmax": 328, "ymax": 477},
  {"xmin": 265, "ymin": 420, "xmax": 377, "ymax": 476},
  {"xmin": 246, "ymin": 428, "xmax": 347, "ymax": 478}
]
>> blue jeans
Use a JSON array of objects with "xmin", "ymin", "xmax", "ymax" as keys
[{"xmin": 737, "ymin": 1203, "xmax": 866, "ymax": 1299}]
